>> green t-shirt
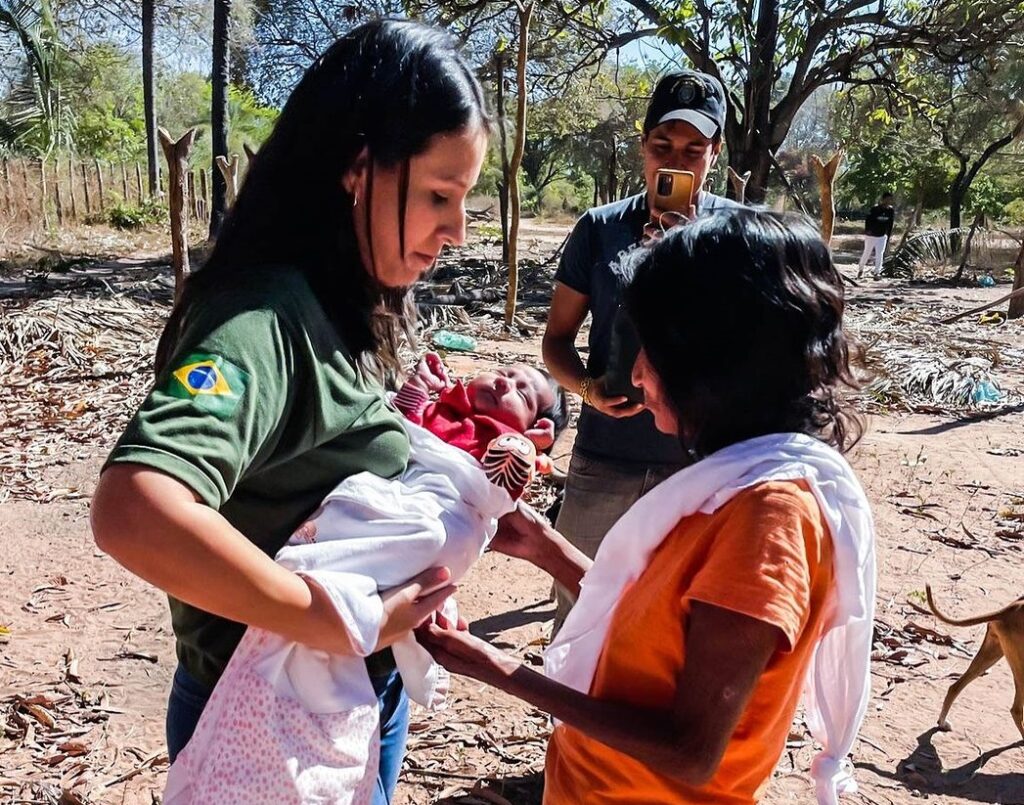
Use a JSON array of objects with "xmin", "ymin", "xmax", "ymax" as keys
[{"xmin": 106, "ymin": 265, "xmax": 410, "ymax": 689}]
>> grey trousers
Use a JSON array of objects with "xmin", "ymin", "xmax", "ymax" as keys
[{"xmin": 551, "ymin": 451, "xmax": 685, "ymax": 637}]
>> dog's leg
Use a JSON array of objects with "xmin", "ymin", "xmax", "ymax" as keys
[
  {"xmin": 1005, "ymin": 636, "xmax": 1024, "ymax": 741},
  {"xmin": 938, "ymin": 626, "xmax": 1003, "ymax": 731}
]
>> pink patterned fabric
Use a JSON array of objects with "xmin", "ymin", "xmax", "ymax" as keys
[
  {"xmin": 164, "ymin": 629, "xmax": 380, "ymax": 804},
  {"xmin": 164, "ymin": 420, "xmax": 515, "ymax": 804}
]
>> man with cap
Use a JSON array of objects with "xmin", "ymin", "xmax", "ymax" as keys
[{"xmin": 542, "ymin": 70, "xmax": 743, "ymax": 635}]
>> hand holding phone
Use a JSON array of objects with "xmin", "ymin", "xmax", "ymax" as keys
[{"xmin": 654, "ymin": 168, "xmax": 696, "ymax": 216}]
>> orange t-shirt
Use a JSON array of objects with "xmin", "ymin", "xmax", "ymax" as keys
[{"xmin": 544, "ymin": 480, "xmax": 835, "ymax": 805}]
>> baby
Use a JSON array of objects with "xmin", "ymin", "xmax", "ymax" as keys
[
  {"xmin": 394, "ymin": 353, "xmax": 567, "ymax": 496},
  {"xmin": 164, "ymin": 358, "xmax": 567, "ymax": 803}
]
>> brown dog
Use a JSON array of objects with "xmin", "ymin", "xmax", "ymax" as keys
[{"xmin": 926, "ymin": 585, "xmax": 1024, "ymax": 740}]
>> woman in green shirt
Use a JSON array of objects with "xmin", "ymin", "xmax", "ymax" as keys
[{"xmin": 90, "ymin": 20, "xmax": 490, "ymax": 803}]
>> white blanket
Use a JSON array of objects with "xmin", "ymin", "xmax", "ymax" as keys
[
  {"xmin": 545, "ymin": 432, "xmax": 876, "ymax": 805},
  {"xmin": 164, "ymin": 420, "xmax": 515, "ymax": 804}
]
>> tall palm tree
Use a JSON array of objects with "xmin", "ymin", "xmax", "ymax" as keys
[{"xmin": 0, "ymin": 0, "xmax": 73, "ymax": 155}]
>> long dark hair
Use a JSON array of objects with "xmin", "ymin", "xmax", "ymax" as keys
[
  {"xmin": 155, "ymin": 19, "xmax": 489, "ymax": 380},
  {"xmin": 625, "ymin": 209, "xmax": 863, "ymax": 458}
]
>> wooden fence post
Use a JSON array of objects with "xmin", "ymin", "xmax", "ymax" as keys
[
  {"xmin": 54, "ymin": 163, "xmax": 64, "ymax": 225},
  {"xmin": 215, "ymin": 154, "xmax": 240, "ymax": 207},
  {"xmin": 187, "ymin": 170, "xmax": 198, "ymax": 221},
  {"xmin": 2, "ymin": 158, "xmax": 10, "ymax": 218},
  {"xmin": 726, "ymin": 167, "xmax": 752, "ymax": 204},
  {"xmin": 81, "ymin": 163, "xmax": 92, "ymax": 216},
  {"xmin": 159, "ymin": 127, "xmax": 198, "ymax": 303},
  {"xmin": 16, "ymin": 160, "xmax": 29, "ymax": 223},
  {"xmin": 67, "ymin": 157, "xmax": 78, "ymax": 221},
  {"xmin": 135, "ymin": 162, "xmax": 145, "ymax": 203},
  {"xmin": 39, "ymin": 159, "xmax": 49, "ymax": 228},
  {"xmin": 95, "ymin": 159, "xmax": 106, "ymax": 213},
  {"xmin": 811, "ymin": 150, "xmax": 844, "ymax": 245},
  {"xmin": 12, "ymin": 158, "xmax": 24, "ymax": 221},
  {"xmin": 199, "ymin": 167, "xmax": 209, "ymax": 222}
]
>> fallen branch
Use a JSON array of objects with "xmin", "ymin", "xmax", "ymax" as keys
[{"xmin": 939, "ymin": 286, "xmax": 1024, "ymax": 324}]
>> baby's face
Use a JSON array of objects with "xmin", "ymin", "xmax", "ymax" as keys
[{"xmin": 466, "ymin": 365, "xmax": 554, "ymax": 433}]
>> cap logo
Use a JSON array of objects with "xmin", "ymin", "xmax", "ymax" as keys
[{"xmin": 674, "ymin": 76, "xmax": 705, "ymax": 106}]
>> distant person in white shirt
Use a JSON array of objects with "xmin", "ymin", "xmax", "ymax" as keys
[{"xmin": 857, "ymin": 191, "xmax": 895, "ymax": 278}]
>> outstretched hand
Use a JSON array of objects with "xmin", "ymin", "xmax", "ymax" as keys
[
  {"xmin": 490, "ymin": 502, "xmax": 551, "ymax": 562},
  {"xmin": 375, "ymin": 566, "xmax": 457, "ymax": 651},
  {"xmin": 416, "ymin": 621, "xmax": 517, "ymax": 688}
]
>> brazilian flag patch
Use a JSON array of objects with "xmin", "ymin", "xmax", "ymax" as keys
[{"xmin": 166, "ymin": 353, "xmax": 248, "ymax": 418}]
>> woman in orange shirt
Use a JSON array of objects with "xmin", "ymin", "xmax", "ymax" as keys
[{"xmin": 419, "ymin": 210, "xmax": 875, "ymax": 804}]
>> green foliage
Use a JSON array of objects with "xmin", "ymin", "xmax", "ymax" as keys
[
  {"xmin": 965, "ymin": 174, "xmax": 1005, "ymax": 218},
  {"xmin": 152, "ymin": 71, "xmax": 278, "ymax": 166},
  {"xmin": 838, "ymin": 129, "xmax": 953, "ymax": 209},
  {"xmin": 106, "ymin": 197, "xmax": 167, "ymax": 230},
  {"xmin": 1003, "ymin": 197, "xmax": 1024, "ymax": 225},
  {"xmin": 59, "ymin": 42, "xmax": 144, "ymax": 160},
  {"xmin": 539, "ymin": 177, "xmax": 590, "ymax": 216},
  {"xmin": 473, "ymin": 222, "xmax": 502, "ymax": 243}
]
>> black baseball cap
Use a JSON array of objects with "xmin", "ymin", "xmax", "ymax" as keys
[{"xmin": 643, "ymin": 70, "xmax": 727, "ymax": 139}]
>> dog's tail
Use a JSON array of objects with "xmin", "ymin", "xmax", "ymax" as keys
[{"xmin": 926, "ymin": 584, "xmax": 1021, "ymax": 627}]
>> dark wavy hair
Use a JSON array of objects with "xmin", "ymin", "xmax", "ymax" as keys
[
  {"xmin": 155, "ymin": 19, "xmax": 489, "ymax": 379},
  {"xmin": 538, "ymin": 369, "xmax": 570, "ymax": 441},
  {"xmin": 624, "ymin": 209, "xmax": 862, "ymax": 458}
]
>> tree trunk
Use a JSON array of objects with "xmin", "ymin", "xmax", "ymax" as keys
[
  {"xmin": 494, "ymin": 51, "xmax": 510, "ymax": 264},
  {"xmin": 606, "ymin": 144, "xmax": 617, "ymax": 202},
  {"xmin": 142, "ymin": 0, "xmax": 159, "ymax": 196},
  {"xmin": 949, "ymin": 183, "xmax": 965, "ymax": 231},
  {"xmin": 504, "ymin": 1, "xmax": 533, "ymax": 327},
  {"xmin": 210, "ymin": 0, "xmax": 231, "ymax": 238},
  {"xmin": 1009, "ymin": 238, "xmax": 1024, "ymax": 320},
  {"xmin": 743, "ymin": 0, "xmax": 779, "ymax": 203},
  {"xmin": 954, "ymin": 209, "xmax": 984, "ymax": 282}
]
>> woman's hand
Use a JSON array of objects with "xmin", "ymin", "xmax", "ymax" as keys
[
  {"xmin": 416, "ymin": 622, "xmax": 518, "ymax": 688},
  {"xmin": 300, "ymin": 566, "xmax": 456, "ymax": 655},
  {"xmin": 491, "ymin": 503, "xmax": 592, "ymax": 596},
  {"xmin": 490, "ymin": 502, "xmax": 551, "ymax": 562},
  {"xmin": 588, "ymin": 374, "xmax": 644, "ymax": 419},
  {"xmin": 376, "ymin": 566, "xmax": 457, "ymax": 651}
]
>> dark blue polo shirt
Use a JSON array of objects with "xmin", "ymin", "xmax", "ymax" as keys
[{"xmin": 554, "ymin": 191, "xmax": 742, "ymax": 465}]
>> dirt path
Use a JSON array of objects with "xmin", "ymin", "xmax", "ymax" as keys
[{"xmin": 2, "ymin": 225, "xmax": 1024, "ymax": 803}]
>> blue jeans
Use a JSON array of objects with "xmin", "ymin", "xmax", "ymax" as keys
[{"xmin": 166, "ymin": 663, "xmax": 410, "ymax": 804}]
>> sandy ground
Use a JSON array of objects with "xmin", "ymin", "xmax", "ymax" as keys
[{"xmin": 2, "ymin": 223, "xmax": 1024, "ymax": 804}]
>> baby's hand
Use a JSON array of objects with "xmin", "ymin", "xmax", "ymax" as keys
[{"xmin": 413, "ymin": 352, "xmax": 451, "ymax": 393}]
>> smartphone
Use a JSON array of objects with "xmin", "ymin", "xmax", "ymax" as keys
[
  {"xmin": 654, "ymin": 168, "xmax": 695, "ymax": 213},
  {"xmin": 604, "ymin": 305, "xmax": 645, "ymax": 405}
]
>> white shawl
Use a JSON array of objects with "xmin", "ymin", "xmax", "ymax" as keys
[{"xmin": 545, "ymin": 433, "xmax": 876, "ymax": 804}]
